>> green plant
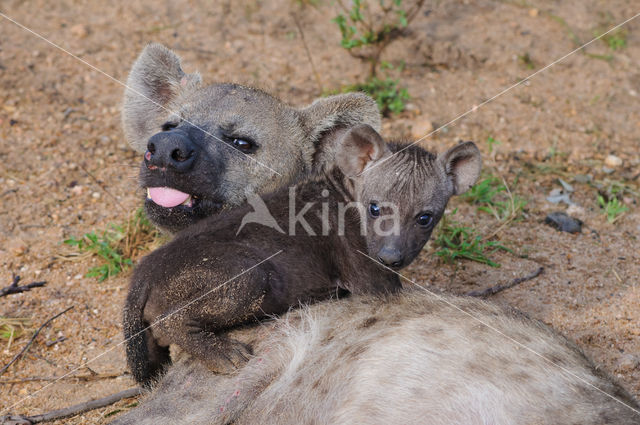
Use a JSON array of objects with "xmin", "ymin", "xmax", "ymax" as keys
[
  {"xmin": 595, "ymin": 28, "xmax": 627, "ymax": 51},
  {"xmin": 64, "ymin": 227, "xmax": 133, "ymax": 281},
  {"xmin": 342, "ymin": 76, "xmax": 409, "ymax": 115},
  {"xmin": 0, "ymin": 317, "xmax": 31, "ymax": 350},
  {"xmin": 462, "ymin": 175, "xmax": 527, "ymax": 223},
  {"xmin": 486, "ymin": 136, "xmax": 502, "ymax": 154},
  {"xmin": 433, "ymin": 210, "xmax": 511, "ymax": 267},
  {"xmin": 333, "ymin": 0, "xmax": 423, "ymax": 77},
  {"xmin": 517, "ymin": 52, "xmax": 535, "ymax": 70},
  {"xmin": 598, "ymin": 195, "xmax": 628, "ymax": 223},
  {"xmin": 63, "ymin": 208, "xmax": 161, "ymax": 281},
  {"xmin": 331, "ymin": 0, "xmax": 422, "ymax": 115}
]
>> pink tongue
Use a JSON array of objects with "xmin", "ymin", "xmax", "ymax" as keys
[{"xmin": 148, "ymin": 187, "xmax": 191, "ymax": 208}]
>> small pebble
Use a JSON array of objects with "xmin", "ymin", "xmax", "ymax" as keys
[
  {"xmin": 545, "ymin": 212, "xmax": 583, "ymax": 233},
  {"xmin": 573, "ymin": 174, "xmax": 592, "ymax": 184},
  {"xmin": 566, "ymin": 204, "xmax": 585, "ymax": 219},
  {"xmin": 70, "ymin": 24, "xmax": 89, "ymax": 38},
  {"xmin": 546, "ymin": 188, "xmax": 575, "ymax": 206},
  {"xmin": 604, "ymin": 154, "xmax": 622, "ymax": 168}
]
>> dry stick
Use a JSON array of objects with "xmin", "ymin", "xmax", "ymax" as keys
[
  {"xmin": 293, "ymin": 14, "xmax": 323, "ymax": 93},
  {"xmin": 0, "ymin": 276, "xmax": 46, "ymax": 298},
  {"xmin": 0, "ymin": 372, "xmax": 126, "ymax": 384},
  {"xmin": 78, "ymin": 163, "xmax": 126, "ymax": 212},
  {"xmin": 466, "ymin": 267, "xmax": 544, "ymax": 298},
  {"xmin": 0, "ymin": 307, "xmax": 74, "ymax": 376},
  {"xmin": 0, "ymin": 387, "xmax": 142, "ymax": 424}
]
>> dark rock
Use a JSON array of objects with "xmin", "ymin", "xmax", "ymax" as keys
[{"xmin": 544, "ymin": 212, "xmax": 582, "ymax": 234}]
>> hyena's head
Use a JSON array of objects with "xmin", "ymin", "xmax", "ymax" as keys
[
  {"xmin": 122, "ymin": 43, "xmax": 381, "ymax": 233},
  {"xmin": 332, "ymin": 125, "xmax": 482, "ymax": 270}
]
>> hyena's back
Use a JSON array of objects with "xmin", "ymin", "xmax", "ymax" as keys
[{"xmin": 112, "ymin": 291, "xmax": 640, "ymax": 425}]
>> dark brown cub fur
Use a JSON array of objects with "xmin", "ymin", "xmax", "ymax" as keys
[{"xmin": 123, "ymin": 125, "xmax": 481, "ymax": 386}]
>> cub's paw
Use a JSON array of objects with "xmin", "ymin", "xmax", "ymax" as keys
[{"xmin": 205, "ymin": 338, "xmax": 253, "ymax": 374}]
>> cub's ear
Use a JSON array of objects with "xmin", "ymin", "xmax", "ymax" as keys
[
  {"xmin": 300, "ymin": 92, "xmax": 382, "ymax": 149},
  {"xmin": 122, "ymin": 43, "xmax": 201, "ymax": 153},
  {"xmin": 438, "ymin": 141, "xmax": 482, "ymax": 195},
  {"xmin": 335, "ymin": 124, "xmax": 390, "ymax": 177}
]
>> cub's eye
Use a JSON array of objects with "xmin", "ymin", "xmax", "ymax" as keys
[
  {"xmin": 161, "ymin": 122, "xmax": 178, "ymax": 131},
  {"xmin": 417, "ymin": 212, "xmax": 433, "ymax": 227},
  {"xmin": 233, "ymin": 138, "xmax": 254, "ymax": 152},
  {"xmin": 369, "ymin": 202, "xmax": 381, "ymax": 218}
]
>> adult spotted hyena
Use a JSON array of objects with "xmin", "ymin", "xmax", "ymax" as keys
[
  {"xmin": 112, "ymin": 290, "xmax": 640, "ymax": 425},
  {"xmin": 123, "ymin": 43, "xmax": 381, "ymax": 233}
]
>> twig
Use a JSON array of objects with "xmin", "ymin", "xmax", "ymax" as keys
[
  {"xmin": 78, "ymin": 163, "xmax": 126, "ymax": 212},
  {"xmin": 0, "ymin": 372, "xmax": 126, "ymax": 384},
  {"xmin": 0, "ymin": 387, "xmax": 142, "ymax": 424},
  {"xmin": 466, "ymin": 267, "xmax": 544, "ymax": 298},
  {"xmin": 0, "ymin": 276, "xmax": 46, "ymax": 298},
  {"xmin": 0, "ymin": 307, "xmax": 74, "ymax": 376},
  {"xmin": 292, "ymin": 14, "xmax": 323, "ymax": 93}
]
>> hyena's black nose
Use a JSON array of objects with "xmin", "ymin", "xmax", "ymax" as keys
[
  {"xmin": 377, "ymin": 247, "xmax": 404, "ymax": 268},
  {"xmin": 145, "ymin": 131, "xmax": 197, "ymax": 172}
]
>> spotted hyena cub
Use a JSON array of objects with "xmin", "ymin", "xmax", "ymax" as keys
[{"xmin": 123, "ymin": 124, "xmax": 482, "ymax": 386}]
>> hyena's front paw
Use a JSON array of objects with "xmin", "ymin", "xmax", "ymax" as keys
[{"xmin": 204, "ymin": 338, "xmax": 253, "ymax": 374}]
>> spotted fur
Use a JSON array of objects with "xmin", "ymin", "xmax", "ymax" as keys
[{"xmin": 112, "ymin": 290, "xmax": 639, "ymax": 424}]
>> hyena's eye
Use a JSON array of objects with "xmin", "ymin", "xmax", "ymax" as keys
[
  {"xmin": 369, "ymin": 202, "xmax": 381, "ymax": 218},
  {"xmin": 233, "ymin": 138, "xmax": 255, "ymax": 153},
  {"xmin": 417, "ymin": 212, "xmax": 434, "ymax": 228}
]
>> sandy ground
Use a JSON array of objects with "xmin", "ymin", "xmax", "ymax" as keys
[{"xmin": 0, "ymin": 0, "xmax": 638, "ymax": 423}]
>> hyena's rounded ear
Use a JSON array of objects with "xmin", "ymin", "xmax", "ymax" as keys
[
  {"xmin": 300, "ymin": 92, "xmax": 382, "ymax": 148},
  {"xmin": 335, "ymin": 124, "xmax": 390, "ymax": 177},
  {"xmin": 438, "ymin": 141, "xmax": 482, "ymax": 195},
  {"xmin": 122, "ymin": 43, "xmax": 202, "ymax": 153}
]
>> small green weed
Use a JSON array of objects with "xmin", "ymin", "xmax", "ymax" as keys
[
  {"xmin": 595, "ymin": 28, "xmax": 627, "ymax": 51},
  {"xmin": 462, "ymin": 175, "xmax": 527, "ymax": 223},
  {"xmin": 433, "ymin": 210, "xmax": 511, "ymax": 268},
  {"xmin": 597, "ymin": 195, "xmax": 628, "ymax": 223},
  {"xmin": 342, "ymin": 77, "xmax": 409, "ymax": 115},
  {"xmin": 332, "ymin": 0, "xmax": 419, "ymax": 62},
  {"xmin": 64, "ymin": 227, "xmax": 133, "ymax": 281},
  {"xmin": 517, "ymin": 52, "xmax": 535, "ymax": 70},
  {"xmin": 331, "ymin": 0, "xmax": 422, "ymax": 113},
  {"xmin": 0, "ymin": 317, "xmax": 31, "ymax": 350},
  {"xmin": 63, "ymin": 208, "xmax": 161, "ymax": 282},
  {"xmin": 486, "ymin": 136, "xmax": 502, "ymax": 154}
]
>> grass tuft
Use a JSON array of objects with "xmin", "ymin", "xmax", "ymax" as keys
[
  {"xmin": 433, "ymin": 210, "xmax": 512, "ymax": 268},
  {"xmin": 63, "ymin": 208, "xmax": 162, "ymax": 281},
  {"xmin": 462, "ymin": 175, "xmax": 527, "ymax": 223},
  {"xmin": 341, "ymin": 77, "xmax": 409, "ymax": 115},
  {"xmin": 597, "ymin": 195, "xmax": 628, "ymax": 224}
]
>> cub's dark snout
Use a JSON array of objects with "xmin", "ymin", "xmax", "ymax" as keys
[
  {"xmin": 145, "ymin": 130, "xmax": 198, "ymax": 173},
  {"xmin": 377, "ymin": 246, "xmax": 404, "ymax": 268}
]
